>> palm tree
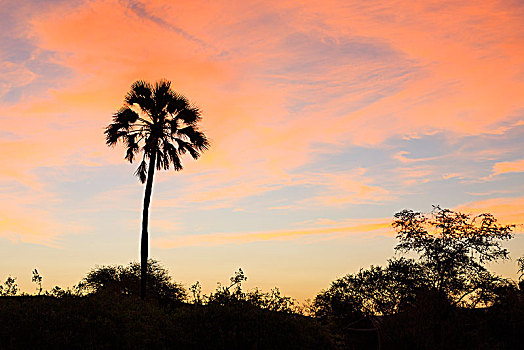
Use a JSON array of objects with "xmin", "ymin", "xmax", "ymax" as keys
[{"xmin": 105, "ymin": 80, "xmax": 209, "ymax": 299}]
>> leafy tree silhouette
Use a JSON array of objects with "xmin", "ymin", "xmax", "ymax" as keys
[
  {"xmin": 205, "ymin": 268, "xmax": 297, "ymax": 313},
  {"xmin": 0, "ymin": 276, "xmax": 18, "ymax": 296},
  {"xmin": 518, "ymin": 256, "xmax": 524, "ymax": 291},
  {"xmin": 314, "ymin": 257, "xmax": 427, "ymax": 320},
  {"xmin": 81, "ymin": 259, "xmax": 186, "ymax": 302},
  {"xmin": 105, "ymin": 80, "xmax": 209, "ymax": 299},
  {"xmin": 393, "ymin": 205, "xmax": 514, "ymax": 306},
  {"xmin": 314, "ymin": 206, "xmax": 516, "ymax": 349},
  {"xmin": 518, "ymin": 256, "xmax": 524, "ymax": 280},
  {"xmin": 32, "ymin": 269, "xmax": 43, "ymax": 295}
]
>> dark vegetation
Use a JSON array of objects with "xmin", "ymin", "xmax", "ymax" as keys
[
  {"xmin": 1, "ymin": 207, "xmax": 522, "ymax": 349},
  {"xmin": 0, "ymin": 262, "xmax": 333, "ymax": 349},
  {"xmin": 313, "ymin": 207, "xmax": 522, "ymax": 349}
]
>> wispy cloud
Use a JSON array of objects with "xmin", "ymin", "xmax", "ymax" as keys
[
  {"xmin": 0, "ymin": 62, "xmax": 37, "ymax": 98},
  {"xmin": 492, "ymin": 159, "xmax": 524, "ymax": 177},
  {"xmin": 153, "ymin": 218, "xmax": 392, "ymax": 248},
  {"xmin": 0, "ymin": 0, "xmax": 522, "ymax": 266},
  {"xmin": 457, "ymin": 196, "xmax": 524, "ymax": 230},
  {"xmin": 393, "ymin": 151, "xmax": 442, "ymax": 164}
]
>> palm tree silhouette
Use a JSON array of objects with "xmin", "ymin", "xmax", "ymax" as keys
[{"xmin": 105, "ymin": 80, "xmax": 209, "ymax": 299}]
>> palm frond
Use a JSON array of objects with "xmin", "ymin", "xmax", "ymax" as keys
[
  {"xmin": 124, "ymin": 134, "xmax": 139, "ymax": 163},
  {"xmin": 126, "ymin": 147, "xmax": 136, "ymax": 163},
  {"xmin": 134, "ymin": 160, "xmax": 148, "ymax": 183},
  {"xmin": 163, "ymin": 142, "xmax": 183, "ymax": 171},
  {"xmin": 154, "ymin": 80, "xmax": 171, "ymax": 113},
  {"xmin": 175, "ymin": 106, "xmax": 201, "ymax": 125},
  {"xmin": 125, "ymin": 80, "xmax": 154, "ymax": 114},
  {"xmin": 125, "ymin": 134, "xmax": 136, "ymax": 147},
  {"xmin": 175, "ymin": 138, "xmax": 200, "ymax": 159},
  {"xmin": 166, "ymin": 93, "xmax": 189, "ymax": 115},
  {"xmin": 168, "ymin": 119, "xmax": 179, "ymax": 135},
  {"xmin": 155, "ymin": 147, "xmax": 166, "ymax": 171},
  {"xmin": 114, "ymin": 107, "xmax": 139, "ymax": 126},
  {"xmin": 178, "ymin": 126, "xmax": 210, "ymax": 151},
  {"xmin": 164, "ymin": 146, "xmax": 172, "ymax": 170},
  {"xmin": 105, "ymin": 124, "xmax": 127, "ymax": 146}
]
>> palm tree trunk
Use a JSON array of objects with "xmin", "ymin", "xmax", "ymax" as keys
[{"xmin": 141, "ymin": 152, "xmax": 156, "ymax": 299}]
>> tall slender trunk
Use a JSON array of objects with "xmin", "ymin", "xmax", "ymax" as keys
[{"xmin": 141, "ymin": 152, "xmax": 156, "ymax": 299}]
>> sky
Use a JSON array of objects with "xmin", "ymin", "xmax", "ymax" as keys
[{"xmin": 1, "ymin": 0, "xmax": 523, "ymax": 301}]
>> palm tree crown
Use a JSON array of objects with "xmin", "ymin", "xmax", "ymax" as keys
[{"xmin": 105, "ymin": 80, "xmax": 209, "ymax": 180}]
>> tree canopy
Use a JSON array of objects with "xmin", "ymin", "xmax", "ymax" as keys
[
  {"xmin": 81, "ymin": 259, "xmax": 186, "ymax": 302},
  {"xmin": 393, "ymin": 206, "xmax": 514, "ymax": 306},
  {"xmin": 105, "ymin": 80, "xmax": 209, "ymax": 183},
  {"xmin": 315, "ymin": 206, "xmax": 516, "ymax": 324}
]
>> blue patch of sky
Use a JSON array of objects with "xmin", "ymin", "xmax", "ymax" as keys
[
  {"xmin": 282, "ymin": 121, "xmax": 524, "ymax": 217},
  {"xmin": 268, "ymin": 32, "xmax": 401, "ymax": 76},
  {"xmin": 282, "ymin": 73, "xmax": 411, "ymax": 116},
  {"xmin": 251, "ymin": 183, "xmax": 320, "ymax": 207},
  {"xmin": 0, "ymin": 1, "xmax": 73, "ymax": 103},
  {"xmin": 263, "ymin": 31, "xmax": 418, "ymax": 86},
  {"xmin": 32, "ymin": 164, "xmax": 139, "ymax": 208},
  {"xmin": 264, "ymin": 32, "xmax": 419, "ymax": 116},
  {"xmin": 0, "ymin": 130, "xmax": 22, "ymax": 140},
  {"xmin": 155, "ymin": 207, "xmax": 241, "ymax": 235},
  {"xmin": 395, "ymin": 172, "xmax": 524, "ymax": 212},
  {"xmin": 379, "ymin": 126, "xmax": 524, "ymax": 208},
  {"xmin": 387, "ymin": 132, "xmax": 452, "ymax": 159},
  {"xmin": 170, "ymin": 181, "xmax": 397, "ymax": 234},
  {"xmin": 464, "ymin": 122, "xmax": 524, "ymax": 158},
  {"xmin": 2, "ymin": 55, "xmax": 71, "ymax": 103},
  {"xmin": 294, "ymin": 143, "xmax": 391, "ymax": 173},
  {"xmin": 0, "ymin": 36, "xmax": 34, "ymax": 62},
  {"xmin": 151, "ymin": 180, "xmax": 337, "ymax": 235}
]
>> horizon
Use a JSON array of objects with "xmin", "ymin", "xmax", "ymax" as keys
[{"xmin": 1, "ymin": 0, "xmax": 523, "ymax": 301}]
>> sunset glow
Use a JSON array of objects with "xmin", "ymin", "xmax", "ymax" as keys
[{"xmin": 1, "ymin": 0, "xmax": 523, "ymax": 300}]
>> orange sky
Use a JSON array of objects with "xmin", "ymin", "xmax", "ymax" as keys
[{"xmin": 1, "ymin": 0, "xmax": 523, "ymax": 300}]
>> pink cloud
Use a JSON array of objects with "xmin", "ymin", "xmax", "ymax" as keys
[
  {"xmin": 9, "ymin": 0, "xmax": 520, "ymax": 178},
  {"xmin": 393, "ymin": 151, "xmax": 442, "ymax": 164},
  {"xmin": 492, "ymin": 159, "xmax": 524, "ymax": 177},
  {"xmin": 457, "ymin": 196, "xmax": 524, "ymax": 230}
]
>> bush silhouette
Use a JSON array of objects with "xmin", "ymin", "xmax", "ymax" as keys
[{"xmin": 81, "ymin": 259, "xmax": 186, "ymax": 302}]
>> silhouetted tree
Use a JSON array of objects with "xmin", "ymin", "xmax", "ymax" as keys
[
  {"xmin": 518, "ymin": 256, "xmax": 524, "ymax": 291},
  {"xmin": 207, "ymin": 268, "xmax": 248, "ymax": 306},
  {"xmin": 312, "ymin": 259, "xmax": 424, "ymax": 350},
  {"xmin": 48, "ymin": 286, "xmax": 67, "ymax": 298},
  {"xmin": 105, "ymin": 80, "xmax": 209, "ymax": 299},
  {"xmin": 0, "ymin": 276, "xmax": 18, "ymax": 296},
  {"xmin": 393, "ymin": 206, "xmax": 514, "ymax": 306},
  {"xmin": 32, "ymin": 269, "xmax": 42, "ymax": 295},
  {"xmin": 518, "ymin": 256, "xmax": 524, "ymax": 280},
  {"xmin": 189, "ymin": 281, "xmax": 203, "ymax": 304},
  {"xmin": 313, "ymin": 258, "xmax": 425, "ymax": 321},
  {"xmin": 81, "ymin": 259, "xmax": 186, "ymax": 302},
  {"xmin": 205, "ymin": 269, "xmax": 297, "ymax": 313},
  {"xmin": 313, "ymin": 207, "xmax": 517, "ymax": 349},
  {"xmin": 246, "ymin": 287, "xmax": 296, "ymax": 313}
]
